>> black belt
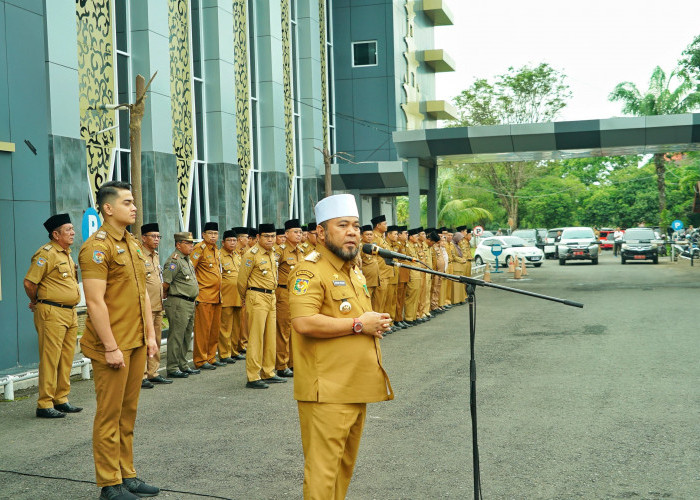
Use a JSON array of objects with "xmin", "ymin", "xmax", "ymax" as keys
[
  {"xmin": 169, "ymin": 294, "xmax": 196, "ymax": 302},
  {"xmin": 277, "ymin": 284, "xmax": 287, "ymax": 289},
  {"xmin": 249, "ymin": 287, "xmax": 274, "ymax": 294},
  {"xmin": 37, "ymin": 299, "xmax": 76, "ymax": 309}
]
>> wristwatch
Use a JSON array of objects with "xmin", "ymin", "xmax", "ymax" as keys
[{"xmin": 352, "ymin": 318, "xmax": 363, "ymax": 334}]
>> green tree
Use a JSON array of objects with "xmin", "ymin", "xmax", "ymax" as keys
[
  {"xmin": 609, "ymin": 66, "xmax": 700, "ymax": 215},
  {"xmin": 678, "ymin": 35, "xmax": 700, "ymax": 85},
  {"xmin": 518, "ymin": 175, "xmax": 587, "ymax": 228},
  {"xmin": 451, "ymin": 63, "xmax": 571, "ymax": 228}
]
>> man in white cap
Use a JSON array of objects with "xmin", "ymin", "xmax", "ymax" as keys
[{"xmin": 289, "ymin": 194, "xmax": 394, "ymax": 499}]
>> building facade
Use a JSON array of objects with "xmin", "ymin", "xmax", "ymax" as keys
[{"xmin": 0, "ymin": 0, "xmax": 450, "ymax": 373}]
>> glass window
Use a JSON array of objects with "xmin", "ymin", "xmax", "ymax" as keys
[{"xmin": 352, "ymin": 41, "xmax": 377, "ymax": 67}]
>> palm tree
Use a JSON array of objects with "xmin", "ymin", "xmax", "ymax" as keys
[
  {"xmin": 609, "ymin": 66, "xmax": 700, "ymax": 216},
  {"xmin": 436, "ymin": 169, "xmax": 493, "ymax": 227}
]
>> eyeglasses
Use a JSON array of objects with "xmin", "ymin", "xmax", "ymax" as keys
[
  {"xmin": 145, "ymin": 234, "xmax": 161, "ymax": 239},
  {"xmin": 260, "ymin": 233, "xmax": 276, "ymax": 238}
]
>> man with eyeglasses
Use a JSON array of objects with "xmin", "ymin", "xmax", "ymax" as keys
[
  {"xmin": 191, "ymin": 222, "xmax": 224, "ymax": 370},
  {"xmin": 218, "ymin": 229, "xmax": 244, "ymax": 365},
  {"xmin": 237, "ymin": 223, "xmax": 286, "ymax": 389},
  {"xmin": 306, "ymin": 222, "xmax": 318, "ymax": 251},
  {"xmin": 139, "ymin": 223, "xmax": 172, "ymax": 388}
]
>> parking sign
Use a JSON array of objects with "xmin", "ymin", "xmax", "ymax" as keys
[{"xmin": 473, "ymin": 226, "xmax": 483, "ymax": 236}]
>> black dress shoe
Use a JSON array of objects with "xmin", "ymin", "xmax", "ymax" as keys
[
  {"xmin": 123, "ymin": 477, "xmax": 160, "ymax": 497},
  {"xmin": 54, "ymin": 402, "xmax": 83, "ymax": 413},
  {"xmin": 36, "ymin": 407, "xmax": 65, "ymax": 419},
  {"xmin": 182, "ymin": 367, "xmax": 200, "ymax": 375},
  {"xmin": 262, "ymin": 375, "xmax": 287, "ymax": 383},
  {"xmin": 246, "ymin": 379, "xmax": 269, "ymax": 389},
  {"xmin": 148, "ymin": 375, "xmax": 173, "ymax": 384},
  {"xmin": 100, "ymin": 484, "xmax": 139, "ymax": 500},
  {"xmin": 397, "ymin": 321, "xmax": 408, "ymax": 329},
  {"xmin": 141, "ymin": 379, "xmax": 155, "ymax": 389},
  {"xmin": 240, "ymin": 348, "xmax": 247, "ymax": 354},
  {"xmin": 232, "ymin": 353, "xmax": 246, "ymax": 360},
  {"xmin": 220, "ymin": 357, "xmax": 237, "ymax": 364},
  {"xmin": 199, "ymin": 362, "xmax": 216, "ymax": 370},
  {"xmin": 212, "ymin": 360, "xmax": 227, "ymax": 367},
  {"xmin": 277, "ymin": 368, "xmax": 294, "ymax": 377},
  {"xmin": 166, "ymin": 370, "xmax": 189, "ymax": 379}
]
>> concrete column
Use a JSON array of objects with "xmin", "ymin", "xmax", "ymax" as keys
[
  {"xmin": 427, "ymin": 161, "xmax": 438, "ymax": 227},
  {"xmin": 406, "ymin": 158, "xmax": 421, "ymax": 227}
]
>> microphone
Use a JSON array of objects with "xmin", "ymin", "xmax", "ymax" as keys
[{"xmin": 362, "ymin": 243, "xmax": 419, "ymax": 263}]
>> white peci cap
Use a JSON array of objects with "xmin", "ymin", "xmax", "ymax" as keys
[{"xmin": 314, "ymin": 194, "xmax": 359, "ymax": 223}]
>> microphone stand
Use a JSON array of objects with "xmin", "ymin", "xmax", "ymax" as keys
[{"xmin": 385, "ymin": 258, "xmax": 583, "ymax": 500}]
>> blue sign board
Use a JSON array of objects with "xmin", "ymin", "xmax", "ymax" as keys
[
  {"xmin": 82, "ymin": 207, "xmax": 100, "ymax": 241},
  {"xmin": 491, "ymin": 243, "xmax": 503, "ymax": 256},
  {"xmin": 671, "ymin": 220, "xmax": 684, "ymax": 231}
]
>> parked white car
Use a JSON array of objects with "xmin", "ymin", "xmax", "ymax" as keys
[{"xmin": 473, "ymin": 236, "xmax": 544, "ymax": 268}]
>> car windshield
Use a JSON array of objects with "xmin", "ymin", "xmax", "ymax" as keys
[
  {"xmin": 512, "ymin": 230, "xmax": 535, "ymax": 239},
  {"xmin": 624, "ymin": 229, "xmax": 655, "ymax": 240},
  {"xmin": 500, "ymin": 236, "xmax": 528, "ymax": 247},
  {"xmin": 561, "ymin": 228, "xmax": 594, "ymax": 239}
]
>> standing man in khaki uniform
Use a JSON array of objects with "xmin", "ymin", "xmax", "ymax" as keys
[
  {"xmin": 191, "ymin": 222, "xmax": 224, "ymax": 370},
  {"xmin": 162, "ymin": 232, "xmax": 201, "ymax": 379},
  {"xmin": 275, "ymin": 219, "xmax": 304, "ymax": 378},
  {"xmin": 234, "ymin": 228, "xmax": 252, "ymax": 354},
  {"xmin": 306, "ymin": 222, "xmax": 318, "ymax": 250},
  {"xmin": 416, "ymin": 228, "xmax": 433, "ymax": 322},
  {"xmin": 237, "ymin": 223, "xmax": 286, "ymax": 389},
  {"xmin": 359, "ymin": 225, "xmax": 378, "ymax": 300},
  {"xmin": 371, "ymin": 215, "xmax": 392, "ymax": 314},
  {"xmin": 275, "ymin": 228, "xmax": 287, "ymax": 249},
  {"xmin": 394, "ymin": 226, "xmax": 410, "ymax": 329},
  {"xmin": 290, "ymin": 194, "xmax": 393, "ymax": 500},
  {"xmin": 139, "ymin": 223, "xmax": 172, "ymax": 388},
  {"xmin": 24, "ymin": 213, "xmax": 82, "ymax": 418},
  {"xmin": 402, "ymin": 228, "xmax": 423, "ymax": 326},
  {"xmin": 428, "ymin": 232, "xmax": 446, "ymax": 314},
  {"xmin": 218, "ymin": 229, "xmax": 244, "ymax": 364},
  {"xmin": 79, "ymin": 180, "xmax": 160, "ymax": 499}
]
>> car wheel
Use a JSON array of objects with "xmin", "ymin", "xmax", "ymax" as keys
[
  {"xmin": 621, "ymin": 257, "xmax": 626, "ymax": 265},
  {"xmin": 591, "ymin": 257, "xmax": 598, "ymax": 265},
  {"xmin": 474, "ymin": 256, "xmax": 483, "ymax": 266},
  {"xmin": 559, "ymin": 258, "xmax": 566, "ymax": 266},
  {"xmin": 534, "ymin": 263, "xmax": 542, "ymax": 268},
  {"xmin": 653, "ymin": 255, "xmax": 658, "ymax": 264}
]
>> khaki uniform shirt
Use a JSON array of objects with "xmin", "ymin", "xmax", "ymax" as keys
[
  {"xmin": 421, "ymin": 241, "xmax": 433, "ymax": 269},
  {"xmin": 404, "ymin": 242, "xmax": 422, "ymax": 280},
  {"xmin": 25, "ymin": 240, "xmax": 80, "ymax": 306},
  {"xmin": 449, "ymin": 241, "xmax": 466, "ymax": 264},
  {"xmin": 162, "ymin": 249, "xmax": 199, "ymax": 299},
  {"xmin": 289, "ymin": 244, "xmax": 393, "ymax": 403},
  {"xmin": 458, "ymin": 238, "xmax": 472, "ymax": 260},
  {"xmin": 221, "ymin": 248, "xmax": 242, "ymax": 307},
  {"xmin": 79, "ymin": 223, "xmax": 149, "ymax": 353},
  {"xmin": 396, "ymin": 241, "xmax": 410, "ymax": 283},
  {"xmin": 237, "ymin": 243, "xmax": 278, "ymax": 299},
  {"xmin": 430, "ymin": 244, "xmax": 446, "ymax": 272},
  {"xmin": 359, "ymin": 246, "xmax": 379, "ymax": 288},
  {"xmin": 277, "ymin": 242, "xmax": 305, "ymax": 289},
  {"xmin": 373, "ymin": 230, "xmax": 394, "ymax": 282},
  {"xmin": 191, "ymin": 241, "xmax": 222, "ymax": 303},
  {"xmin": 142, "ymin": 246, "xmax": 163, "ymax": 312}
]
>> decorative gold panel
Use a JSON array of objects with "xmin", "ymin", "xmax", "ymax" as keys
[
  {"xmin": 319, "ymin": 0, "xmax": 329, "ymax": 152},
  {"xmin": 233, "ymin": 0, "xmax": 252, "ymax": 222},
  {"xmin": 168, "ymin": 0, "xmax": 195, "ymax": 228},
  {"xmin": 401, "ymin": 0, "xmax": 424, "ymax": 130},
  {"xmin": 282, "ymin": 0, "xmax": 294, "ymax": 209},
  {"xmin": 76, "ymin": 0, "xmax": 116, "ymax": 207}
]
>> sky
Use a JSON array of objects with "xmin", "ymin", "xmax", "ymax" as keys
[{"xmin": 434, "ymin": 0, "xmax": 700, "ymax": 122}]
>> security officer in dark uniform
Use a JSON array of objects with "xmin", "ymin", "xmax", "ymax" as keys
[
  {"xmin": 24, "ymin": 213, "xmax": 82, "ymax": 418},
  {"xmin": 162, "ymin": 232, "xmax": 201, "ymax": 379}
]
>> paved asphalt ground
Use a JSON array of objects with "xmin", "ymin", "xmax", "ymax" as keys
[{"xmin": 1, "ymin": 251, "xmax": 699, "ymax": 500}]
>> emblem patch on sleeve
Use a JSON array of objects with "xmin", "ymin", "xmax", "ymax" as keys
[
  {"xmin": 93, "ymin": 250, "xmax": 105, "ymax": 264},
  {"xmin": 36, "ymin": 257, "xmax": 47, "ymax": 267},
  {"xmin": 292, "ymin": 278, "xmax": 309, "ymax": 295},
  {"xmin": 169, "ymin": 263, "xmax": 177, "ymax": 270}
]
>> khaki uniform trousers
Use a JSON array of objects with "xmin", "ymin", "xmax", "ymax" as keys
[
  {"xmin": 245, "ymin": 291, "xmax": 276, "ymax": 381},
  {"xmin": 144, "ymin": 311, "xmax": 163, "ymax": 379},
  {"xmin": 164, "ymin": 296, "xmax": 195, "ymax": 373},
  {"xmin": 193, "ymin": 302, "xmax": 222, "ymax": 367},
  {"xmin": 430, "ymin": 275, "xmax": 442, "ymax": 310},
  {"xmin": 385, "ymin": 283, "xmax": 397, "ymax": 322},
  {"xmin": 417, "ymin": 274, "xmax": 431, "ymax": 318},
  {"xmin": 371, "ymin": 278, "xmax": 389, "ymax": 314},
  {"xmin": 446, "ymin": 263, "xmax": 454, "ymax": 304},
  {"xmin": 219, "ymin": 306, "xmax": 243, "ymax": 359},
  {"xmin": 238, "ymin": 304, "xmax": 249, "ymax": 351},
  {"xmin": 298, "ymin": 401, "xmax": 367, "ymax": 500},
  {"xmin": 452, "ymin": 262, "xmax": 467, "ymax": 304},
  {"xmin": 395, "ymin": 281, "xmax": 407, "ymax": 322},
  {"xmin": 404, "ymin": 277, "xmax": 422, "ymax": 321},
  {"xmin": 34, "ymin": 303, "xmax": 78, "ymax": 408},
  {"xmin": 90, "ymin": 345, "xmax": 146, "ymax": 487},
  {"xmin": 275, "ymin": 287, "xmax": 292, "ymax": 370}
]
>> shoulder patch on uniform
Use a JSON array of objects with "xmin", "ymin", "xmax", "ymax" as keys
[
  {"xmin": 92, "ymin": 250, "xmax": 106, "ymax": 264},
  {"xmin": 245, "ymin": 259, "xmax": 253, "ymax": 267},
  {"xmin": 305, "ymin": 250, "xmax": 321, "ymax": 262},
  {"xmin": 95, "ymin": 230, "xmax": 107, "ymax": 240},
  {"xmin": 36, "ymin": 257, "xmax": 47, "ymax": 267},
  {"xmin": 292, "ymin": 278, "xmax": 309, "ymax": 295},
  {"xmin": 43, "ymin": 244, "xmax": 53, "ymax": 251},
  {"xmin": 250, "ymin": 246, "xmax": 259, "ymax": 254},
  {"xmin": 295, "ymin": 269, "xmax": 314, "ymax": 279},
  {"xmin": 169, "ymin": 262, "xmax": 177, "ymax": 270}
]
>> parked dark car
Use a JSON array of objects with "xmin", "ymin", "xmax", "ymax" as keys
[{"xmin": 621, "ymin": 227, "xmax": 660, "ymax": 264}]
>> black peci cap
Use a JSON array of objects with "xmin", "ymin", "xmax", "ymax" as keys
[
  {"xmin": 361, "ymin": 224, "xmax": 373, "ymax": 233},
  {"xmin": 370, "ymin": 214, "xmax": 386, "ymax": 226},
  {"xmin": 232, "ymin": 227, "xmax": 248, "ymax": 236},
  {"xmin": 223, "ymin": 229, "xmax": 236, "ymax": 239},
  {"xmin": 203, "ymin": 222, "xmax": 219, "ymax": 232},
  {"xmin": 284, "ymin": 219, "xmax": 301, "ymax": 230},
  {"xmin": 276, "ymin": 228, "xmax": 285, "ymax": 235},
  {"xmin": 258, "ymin": 223, "xmax": 275, "ymax": 234},
  {"xmin": 44, "ymin": 213, "xmax": 71, "ymax": 234},
  {"xmin": 141, "ymin": 222, "xmax": 159, "ymax": 234},
  {"xmin": 307, "ymin": 222, "xmax": 317, "ymax": 232},
  {"xmin": 428, "ymin": 232, "xmax": 441, "ymax": 243}
]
